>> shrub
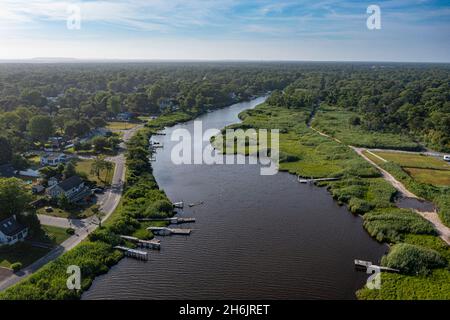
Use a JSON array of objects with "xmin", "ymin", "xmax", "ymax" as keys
[
  {"xmin": 349, "ymin": 198, "xmax": 373, "ymax": 214},
  {"xmin": 364, "ymin": 208, "xmax": 436, "ymax": 242},
  {"xmin": 10, "ymin": 262, "xmax": 22, "ymax": 272},
  {"xmin": 66, "ymin": 228, "xmax": 75, "ymax": 235},
  {"xmin": 382, "ymin": 243, "xmax": 447, "ymax": 275}
]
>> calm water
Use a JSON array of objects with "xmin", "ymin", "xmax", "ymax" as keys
[{"xmin": 83, "ymin": 97, "xmax": 386, "ymax": 300}]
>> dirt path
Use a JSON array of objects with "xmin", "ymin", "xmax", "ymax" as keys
[
  {"xmin": 353, "ymin": 146, "xmax": 450, "ymax": 245},
  {"xmin": 308, "ymin": 123, "xmax": 450, "ymax": 246}
]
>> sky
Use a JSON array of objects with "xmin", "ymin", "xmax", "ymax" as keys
[{"xmin": 0, "ymin": 0, "xmax": 449, "ymax": 62}]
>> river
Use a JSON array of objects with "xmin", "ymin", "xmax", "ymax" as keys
[{"xmin": 83, "ymin": 97, "xmax": 386, "ymax": 300}]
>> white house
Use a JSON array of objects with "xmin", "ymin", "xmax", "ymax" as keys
[
  {"xmin": 0, "ymin": 215, "xmax": 28, "ymax": 246},
  {"xmin": 40, "ymin": 153, "xmax": 67, "ymax": 166},
  {"xmin": 46, "ymin": 175, "xmax": 92, "ymax": 203}
]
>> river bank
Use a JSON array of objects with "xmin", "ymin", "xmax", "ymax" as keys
[
  {"xmin": 215, "ymin": 102, "xmax": 450, "ymax": 299},
  {"xmin": 0, "ymin": 96, "xmax": 269, "ymax": 299},
  {"xmin": 83, "ymin": 97, "xmax": 386, "ymax": 300}
]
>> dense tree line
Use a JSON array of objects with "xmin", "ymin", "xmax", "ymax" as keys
[
  {"xmin": 266, "ymin": 63, "xmax": 450, "ymax": 152},
  {"xmin": 0, "ymin": 62, "xmax": 300, "ymax": 159}
]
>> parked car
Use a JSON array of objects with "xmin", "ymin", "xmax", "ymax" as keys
[
  {"xmin": 45, "ymin": 206, "xmax": 53, "ymax": 213},
  {"xmin": 93, "ymin": 187, "xmax": 105, "ymax": 194},
  {"xmin": 444, "ymin": 155, "xmax": 450, "ymax": 162}
]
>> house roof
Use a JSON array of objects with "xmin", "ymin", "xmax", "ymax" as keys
[
  {"xmin": 42, "ymin": 153, "xmax": 65, "ymax": 161},
  {"xmin": 0, "ymin": 216, "xmax": 27, "ymax": 237},
  {"xmin": 0, "ymin": 164, "xmax": 16, "ymax": 178},
  {"xmin": 57, "ymin": 175, "xmax": 84, "ymax": 191}
]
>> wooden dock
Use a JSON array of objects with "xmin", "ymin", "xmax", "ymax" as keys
[
  {"xmin": 173, "ymin": 201, "xmax": 184, "ymax": 209},
  {"xmin": 114, "ymin": 246, "xmax": 148, "ymax": 260},
  {"xmin": 120, "ymin": 235, "xmax": 161, "ymax": 250},
  {"xmin": 298, "ymin": 176, "xmax": 340, "ymax": 184},
  {"xmin": 147, "ymin": 227, "xmax": 192, "ymax": 236},
  {"xmin": 354, "ymin": 259, "xmax": 399, "ymax": 273},
  {"xmin": 137, "ymin": 217, "xmax": 196, "ymax": 224}
]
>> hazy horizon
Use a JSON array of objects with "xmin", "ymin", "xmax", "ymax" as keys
[{"xmin": 1, "ymin": 0, "xmax": 449, "ymax": 62}]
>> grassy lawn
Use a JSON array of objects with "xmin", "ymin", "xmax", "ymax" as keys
[
  {"xmin": 37, "ymin": 204, "xmax": 97, "ymax": 219},
  {"xmin": 26, "ymin": 155, "xmax": 41, "ymax": 167},
  {"xmin": 0, "ymin": 225, "xmax": 70, "ymax": 269},
  {"xmin": 0, "ymin": 244, "xmax": 50, "ymax": 269},
  {"xmin": 373, "ymin": 152, "xmax": 450, "ymax": 170},
  {"xmin": 74, "ymin": 159, "xmax": 115, "ymax": 187},
  {"xmin": 106, "ymin": 121, "xmax": 138, "ymax": 131},
  {"xmin": 40, "ymin": 226, "xmax": 71, "ymax": 245},
  {"xmin": 373, "ymin": 151, "xmax": 450, "ymax": 186}
]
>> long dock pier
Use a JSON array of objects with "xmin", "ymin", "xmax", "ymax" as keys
[
  {"xmin": 147, "ymin": 227, "xmax": 192, "ymax": 236},
  {"xmin": 354, "ymin": 259, "xmax": 399, "ymax": 273},
  {"xmin": 120, "ymin": 235, "xmax": 161, "ymax": 250},
  {"xmin": 298, "ymin": 176, "xmax": 341, "ymax": 184},
  {"xmin": 114, "ymin": 246, "xmax": 149, "ymax": 260},
  {"xmin": 137, "ymin": 217, "xmax": 196, "ymax": 224}
]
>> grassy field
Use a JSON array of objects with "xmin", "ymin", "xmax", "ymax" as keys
[
  {"xmin": 312, "ymin": 105, "xmax": 420, "ymax": 151},
  {"xmin": 374, "ymin": 152, "xmax": 450, "ymax": 170},
  {"xmin": 74, "ymin": 159, "xmax": 115, "ymax": 186},
  {"xmin": 106, "ymin": 121, "xmax": 139, "ymax": 131},
  {"xmin": 373, "ymin": 151, "xmax": 450, "ymax": 187}
]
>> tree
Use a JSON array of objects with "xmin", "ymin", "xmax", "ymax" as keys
[
  {"xmin": 0, "ymin": 137, "xmax": 12, "ymax": 165},
  {"xmin": 0, "ymin": 178, "xmax": 31, "ymax": 220},
  {"xmin": 64, "ymin": 120, "xmax": 90, "ymax": 139},
  {"xmin": 63, "ymin": 162, "xmax": 77, "ymax": 178},
  {"xmin": 21, "ymin": 89, "xmax": 47, "ymax": 108},
  {"xmin": 57, "ymin": 194, "xmax": 71, "ymax": 210},
  {"xmin": 91, "ymin": 117, "xmax": 107, "ymax": 128},
  {"xmin": 27, "ymin": 115, "xmax": 54, "ymax": 141},
  {"xmin": 90, "ymin": 156, "xmax": 108, "ymax": 180},
  {"xmin": 107, "ymin": 95, "xmax": 121, "ymax": 115},
  {"xmin": 92, "ymin": 136, "xmax": 109, "ymax": 152},
  {"xmin": 349, "ymin": 115, "xmax": 361, "ymax": 126}
]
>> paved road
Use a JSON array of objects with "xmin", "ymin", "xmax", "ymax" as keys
[{"xmin": 0, "ymin": 125, "xmax": 143, "ymax": 292}]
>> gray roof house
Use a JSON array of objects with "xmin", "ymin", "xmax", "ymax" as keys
[
  {"xmin": 46, "ymin": 175, "xmax": 92, "ymax": 203},
  {"xmin": 0, "ymin": 215, "xmax": 28, "ymax": 246}
]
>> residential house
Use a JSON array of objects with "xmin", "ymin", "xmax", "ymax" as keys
[
  {"xmin": 46, "ymin": 175, "xmax": 92, "ymax": 203},
  {"xmin": 0, "ymin": 215, "xmax": 28, "ymax": 246},
  {"xmin": 40, "ymin": 153, "xmax": 67, "ymax": 166},
  {"xmin": 116, "ymin": 112, "xmax": 134, "ymax": 122},
  {"xmin": 32, "ymin": 184, "xmax": 45, "ymax": 194}
]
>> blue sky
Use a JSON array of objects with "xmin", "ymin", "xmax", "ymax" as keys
[{"xmin": 1, "ymin": 0, "xmax": 449, "ymax": 61}]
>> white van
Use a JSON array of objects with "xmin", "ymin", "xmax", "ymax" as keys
[{"xmin": 444, "ymin": 155, "xmax": 450, "ymax": 162}]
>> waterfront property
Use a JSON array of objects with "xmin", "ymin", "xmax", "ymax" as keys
[
  {"xmin": 0, "ymin": 216, "xmax": 28, "ymax": 246},
  {"xmin": 46, "ymin": 175, "xmax": 92, "ymax": 203}
]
